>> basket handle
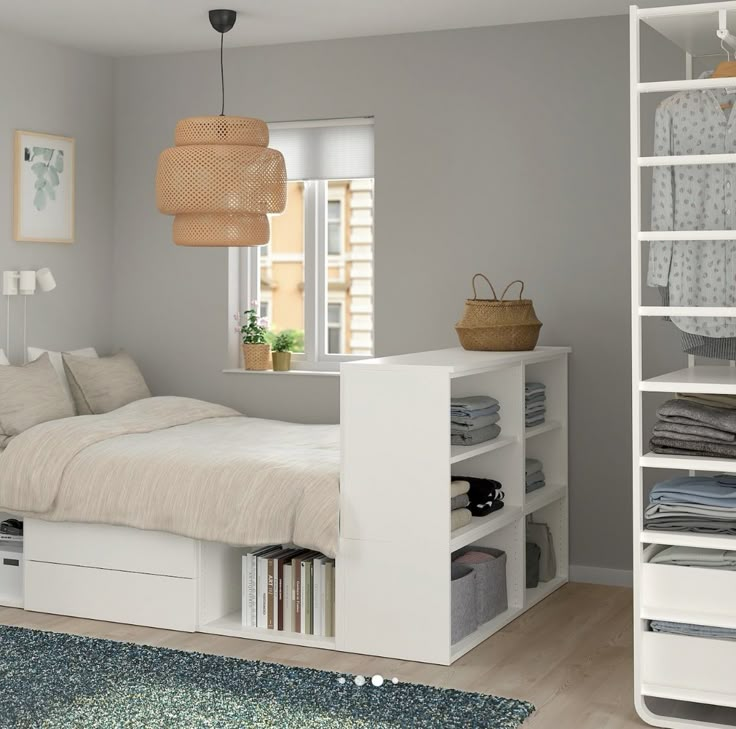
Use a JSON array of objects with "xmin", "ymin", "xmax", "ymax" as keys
[
  {"xmin": 499, "ymin": 280, "xmax": 525, "ymax": 300},
  {"xmin": 471, "ymin": 273, "xmax": 498, "ymax": 300}
]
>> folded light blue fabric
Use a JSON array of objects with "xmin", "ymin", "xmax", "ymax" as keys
[
  {"xmin": 526, "ymin": 471, "xmax": 545, "ymax": 487},
  {"xmin": 526, "ymin": 414, "xmax": 546, "ymax": 427},
  {"xmin": 650, "ymin": 545, "xmax": 736, "ymax": 569},
  {"xmin": 525, "ymin": 458, "xmax": 543, "ymax": 477},
  {"xmin": 650, "ymin": 621, "xmax": 736, "ymax": 640},
  {"xmin": 525, "ymin": 382, "xmax": 546, "ymax": 396},
  {"xmin": 450, "ymin": 404, "xmax": 500, "ymax": 420},
  {"xmin": 525, "ymin": 403, "xmax": 546, "ymax": 414},
  {"xmin": 526, "ymin": 480, "xmax": 545, "ymax": 494},
  {"xmin": 451, "ymin": 423, "xmax": 501, "ymax": 446},
  {"xmin": 451, "ymin": 412, "xmax": 500, "ymax": 432},
  {"xmin": 649, "ymin": 475, "xmax": 736, "ymax": 508},
  {"xmin": 450, "ymin": 395, "xmax": 499, "ymax": 413}
]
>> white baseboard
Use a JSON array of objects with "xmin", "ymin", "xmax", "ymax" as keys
[{"xmin": 570, "ymin": 564, "xmax": 633, "ymax": 587}]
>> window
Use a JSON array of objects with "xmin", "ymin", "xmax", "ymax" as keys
[{"xmin": 229, "ymin": 119, "xmax": 374, "ymax": 371}]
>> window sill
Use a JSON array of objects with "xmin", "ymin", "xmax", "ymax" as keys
[{"xmin": 223, "ymin": 368, "xmax": 340, "ymax": 378}]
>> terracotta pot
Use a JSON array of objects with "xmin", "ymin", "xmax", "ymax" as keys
[
  {"xmin": 272, "ymin": 351, "xmax": 292, "ymax": 372},
  {"xmin": 242, "ymin": 343, "xmax": 271, "ymax": 371}
]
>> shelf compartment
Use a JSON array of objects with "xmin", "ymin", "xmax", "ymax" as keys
[
  {"xmin": 524, "ymin": 420, "xmax": 561, "ymax": 440},
  {"xmin": 640, "ymin": 451, "xmax": 736, "ymax": 472},
  {"xmin": 524, "ymin": 484, "xmax": 567, "ymax": 515},
  {"xmin": 642, "ymin": 632, "xmax": 736, "ymax": 709},
  {"xmin": 199, "ymin": 612, "xmax": 337, "ymax": 650},
  {"xmin": 641, "ymin": 530, "xmax": 736, "ymax": 551},
  {"xmin": 641, "ymin": 562, "xmax": 736, "ymax": 630},
  {"xmin": 450, "ymin": 605, "xmax": 523, "ymax": 662},
  {"xmin": 450, "ymin": 435, "xmax": 516, "ymax": 465},
  {"xmin": 450, "ymin": 506, "xmax": 522, "ymax": 552},
  {"xmin": 641, "ymin": 366, "xmax": 736, "ymax": 394},
  {"xmin": 524, "ymin": 575, "xmax": 567, "ymax": 611}
]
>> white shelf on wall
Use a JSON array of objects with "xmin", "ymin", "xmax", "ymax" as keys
[
  {"xmin": 525, "ymin": 420, "xmax": 561, "ymax": 440},
  {"xmin": 340, "ymin": 346, "xmax": 569, "ymax": 665},
  {"xmin": 632, "ymin": 4, "xmax": 736, "ymax": 726},
  {"xmin": 524, "ymin": 484, "xmax": 567, "ymax": 515},
  {"xmin": 450, "ymin": 436, "xmax": 516, "ymax": 465}
]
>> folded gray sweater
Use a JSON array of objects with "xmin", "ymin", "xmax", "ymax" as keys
[
  {"xmin": 650, "ymin": 436, "xmax": 736, "ymax": 458},
  {"xmin": 451, "ymin": 423, "xmax": 501, "ymax": 446},
  {"xmin": 653, "ymin": 421, "xmax": 736, "ymax": 443},
  {"xmin": 657, "ymin": 399, "xmax": 736, "ymax": 435}
]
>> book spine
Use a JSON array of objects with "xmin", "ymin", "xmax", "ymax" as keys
[
  {"xmin": 247, "ymin": 553, "xmax": 257, "ymax": 627},
  {"xmin": 267, "ymin": 558, "xmax": 275, "ymax": 630},
  {"xmin": 305, "ymin": 560, "xmax": 313, "ymax": 635},
  {"xmin": 300, "ymin": 560, "xmax": 307, "ymax": 634},
  {"xmin": 324, "ymin": 561, "xmax": 334, "ymax": 638},
  {"xmin": 256, "ymin": 556, "xmax": 266, "ymax": 628},
  {"xmin": 283, "ymin": 564, "xmax": 292, "ymax": 633},
  {"xmin": 277, "ymin": 559, "xmax": 285, "ymax": 631},
  {"xmin": 293, "ymin": 558, "xmax": 301, "ymax": 633},
  {"xmin": 313, "ymin": 558, "xmax": 323, "ymax": 637},
  {"xmin": 241, "ymin": 555, "xmax": 249, "ymax": 627}
]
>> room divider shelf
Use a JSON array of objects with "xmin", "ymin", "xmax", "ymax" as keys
[
  {"xmin": 341, "ymin": 346, "xmax": 569, "ymax": 665},
  {"xmin": 640, "ymin": 366, "xmax": 736, "ymax": 394},
  {"xmin": 640, "ymin": 452, "xmax": 736, "ymax": 473},
  {"xmin": 525, "ymin": 420, "xmax": 561, "ymax": 440},
  {"xmin": 640, "ymin": 530, "xmax": 736, "ymax": 551}
]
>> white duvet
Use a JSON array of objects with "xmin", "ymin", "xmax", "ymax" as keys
[{"xmin": 0, "ymin": 397, "xmax": 340, "ymax": 556}]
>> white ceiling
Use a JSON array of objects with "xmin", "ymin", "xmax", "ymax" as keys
[{"xmin": 0, "ymin": 0, "xmax": 697, "ymax": 56}]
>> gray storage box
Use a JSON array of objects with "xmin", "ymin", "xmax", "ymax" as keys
[
  {"xmin": 453, "ymin": 546, "xmax": 508, "ymax": 625},
  {"xmin": 451, "ymin": 563, "xmax": 477, "ymax": 644}
]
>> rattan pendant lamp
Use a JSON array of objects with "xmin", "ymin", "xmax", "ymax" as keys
[{"xmin": 156, "ymin": 9, "xmax": 287, "ymax": 246}]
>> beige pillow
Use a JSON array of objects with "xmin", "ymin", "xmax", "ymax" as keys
[
  {"xmin": 27, "ymin": 346, "xmax": 98, "ymax": 412},
  {"xmin": 0, "ymin": 353, "xmax": 74, "ymax": 446},
  {"xmin": 62, "ymin": 351, "xmax": 151, "ymax": 415}
]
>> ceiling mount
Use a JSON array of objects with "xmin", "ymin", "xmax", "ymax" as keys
[{"xmin": 208, "ymin": 9, "xmax": 236, "ymax": 34}]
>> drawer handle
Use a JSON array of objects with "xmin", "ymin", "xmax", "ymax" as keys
[{"xmin": 3, "ymin": 559, "xmax": 19, "ymax": 567}]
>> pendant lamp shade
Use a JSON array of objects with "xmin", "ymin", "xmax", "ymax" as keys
[{"xmin": 156, "ymin": 116, "xmax": 287, "ymax": 246}]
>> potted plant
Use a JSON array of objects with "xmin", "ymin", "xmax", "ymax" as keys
[
  {"xmin": 240, "ymin": 305, "xmax": 271, "ymax": 370},
  {"xmin": 271, "ymin": 331, "xmax": 295, "ymax": 372}
]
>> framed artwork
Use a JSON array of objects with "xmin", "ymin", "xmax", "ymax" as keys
[{"xmin": 14, "ymin": 130, "xmax": 75, "ymax": 243}]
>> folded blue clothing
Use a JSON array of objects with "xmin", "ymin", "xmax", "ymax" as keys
[
  {"xmin": 525, "ymin": 392, "xmax": 546, "ymax": 404},
  {"xmin": 450, "ymin": 404, "xmax": 500, "ymax": 420},
  {"xmin": 649, "ymin": 475, "xmax": 736, "ymax": 508},
  {"xmin": 525, "ymin": 458, "xmax": 543, "ymax": 477},
  {"xmin": 451, "ymin": 423, "xmax": 501, "ymax": 446},
  {"xmin": 525, "ymin": 402, "xmax": 546, "ymax": 414},
  {"xmin": 526, "ymin": 470, "xmax": 545, "ymax": 486},
  {"xmin": 525, "ymin": 382, "xmax": 546, "ymax": 396},
  {"xmin": 526, "ymin": 414, "xmax": 546, "ymax": 427},
  {"xmin": 526, "ymin": 480, "xmax": 545, "ymax": 494},
  {"xmin": 450, "ymin": 395, "xmax": 499, "ymax": 413},
  {"xmin": 451, "ymin": 412, "xmax": 500, "ymax": 433}
]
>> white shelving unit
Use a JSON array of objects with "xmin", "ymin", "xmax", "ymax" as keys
[
  {"xmin": 340, "ymin": 346, "xmax": 569, "ymax": 665},
  {"xmin": 632, "ymin": 4, "xmax": 736, "ymax": 726}
]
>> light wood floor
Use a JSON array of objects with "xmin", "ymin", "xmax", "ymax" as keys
[{"xmin": 0, "ymin": 583, "xmax": 645, "ymax": 728}]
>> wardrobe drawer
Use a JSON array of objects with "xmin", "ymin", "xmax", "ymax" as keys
[
  {"xmin": 641, "ymin": 563, "xmax": 736, "ymax": 628},
  {"xmin": 24, "ymin": 561, "xmax": 197, "ymax": 632},
  {"xmin": 25, "ymin": 519, "xmax": 196, "ymax": 578},
  {"xmin": 641, "ymin": 632, "xmax": 736, "ymax": 707}
]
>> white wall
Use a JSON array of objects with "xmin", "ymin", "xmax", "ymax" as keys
[
  {"xmin": 110, "ymin": 16, "xmax": 683, "ymax": 573},
  {"xmin": 0, "ymin": 30, "xmax": 114, "ymax": 361}
]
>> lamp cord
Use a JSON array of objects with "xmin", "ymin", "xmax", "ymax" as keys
[{"xmin": 219, "ymin": 32, "xmax": 225, "ymax": 116}]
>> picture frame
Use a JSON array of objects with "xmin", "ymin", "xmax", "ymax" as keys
[{"xmin": 14, "ymin": 130, "xmax": 75, "ymax": 243}]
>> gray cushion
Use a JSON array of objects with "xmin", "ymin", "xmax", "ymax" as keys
[
  {"xmin": 0, "ymin": 353, "xmax": 74, "ymax": 446},
  {"xmin": 62, "ymin": 351, "xmax": 151, "ymax": 415}
]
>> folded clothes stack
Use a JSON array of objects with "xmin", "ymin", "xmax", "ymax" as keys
[
  {"xmin": 525, "ymin": 383, "xmax": 546, "ymax": 428},
  {"xmin": 450, "ymin": 479, "xmax": 472, "ymax": 531},
  {"xmin": 650, "ymin": 545, "xmax": 736, "ymax": 569},
  {"xmin": 453, "ymin": 477, "xmax": 504, "ymax": 518},
  {"xmin": 525, "ymin": 458, "xmax": 545, "ymax": 494},
  {"xmin": 451, "ymin": 396, "xmax": 501, "ymax": 447},
  {"xmin": 649, "ymin": 397, "xmax": 736, "ymax": 458},
  {"xmin": 644, "ymin": 474, "xmax": 736, "ymax": 534}
]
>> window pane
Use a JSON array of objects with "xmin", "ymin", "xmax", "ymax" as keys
[
  {"xmin": 261, "ymin": 181, "xmax": 305, "ymax": 353},
  {"xmin": 325, "ymin": 180, "xmax": 374, "ymax": 355}
]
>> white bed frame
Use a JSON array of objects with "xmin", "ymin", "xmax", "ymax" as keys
[{"xmin": 9, "ymin": 346, "xmax": 569, "ymax": 665}]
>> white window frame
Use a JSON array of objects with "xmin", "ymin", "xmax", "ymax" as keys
[
  {"xmin": 228, "ymin": 178, "xmax": 374, "ymax": 372},
  {"xmin": 327, "ymin": 297, "xmax": 346, "ymax": 355}
]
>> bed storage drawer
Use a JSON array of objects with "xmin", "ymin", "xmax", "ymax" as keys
[
  {"xmin": 641, "ymin": 632, "xmax": 736, "ymax": 707},
  {"xmin": 641, "ymin": 563, "xmax": 736, "ymax": 627},
  {"xmin": 24, "ymin": 560, "xmax": 197, "ymax": 631},
  {"xmin": 25, "ymin": 519, "xmax": 196, "ymax": 578}
]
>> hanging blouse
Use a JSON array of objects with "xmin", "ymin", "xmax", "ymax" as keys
[{"xmin": 648, "ymin": 71, "xmax": 736, "ymax": 355}]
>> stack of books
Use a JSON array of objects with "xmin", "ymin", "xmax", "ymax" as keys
[{"xmin": 241, "ymin": 546, "xmax": 335, "ymax": 637}]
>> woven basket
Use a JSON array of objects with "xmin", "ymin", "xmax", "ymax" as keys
[
  {"xmin": 455, "ymin": 275, "xmax": 542, "ymax": 352},
  {"xmin": 242, "ymin": 343, "xmax": 271, "ymax": 370}
]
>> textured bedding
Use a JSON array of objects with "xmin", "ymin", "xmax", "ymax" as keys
[{"xmin": 0, "ymin": 396, "xmax": 340, "ymax": 557}]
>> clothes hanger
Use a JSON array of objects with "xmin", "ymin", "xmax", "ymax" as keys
[{"xmin": 713, "ymin": 39, "xmax": 736, "ymax": 109}]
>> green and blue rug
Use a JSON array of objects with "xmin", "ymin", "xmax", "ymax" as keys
[{"xmin": 0, "ymin": 625, "xmax": 533, "ymax": 728}]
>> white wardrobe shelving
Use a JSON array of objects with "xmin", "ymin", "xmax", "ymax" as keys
[
  {"xmin": 340, "ymin": 346, "xmax": 569, "ymax": 665},
  {"xmin": 632, "ymin": 3, "xmax": 736, "ymax": 727}
]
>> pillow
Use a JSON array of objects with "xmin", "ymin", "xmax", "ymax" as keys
[
  {"xmin": 62, "ymin": 351, "xmax": 151, "ymax": 415},
  {"xmin": 0, "ymin": 353, "xmax": 74, "ymax": 446},
  {"xmin": 28, "ymin": 346, "xmax": 98, "ymax": 411}
]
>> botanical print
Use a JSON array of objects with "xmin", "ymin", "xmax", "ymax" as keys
[{"xmin": 14, "ymin": 131, "xmax": 75, "ymax": 243}]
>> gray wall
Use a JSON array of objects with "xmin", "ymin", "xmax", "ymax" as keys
[
  {"xmin": 0, "ymin": 30, "xmax": 114, "ymax": 361},
  {"xmin": 112, "ymin": 16, "xmax": 683, "ymax": 572}
]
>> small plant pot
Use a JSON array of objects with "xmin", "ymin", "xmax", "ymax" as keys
[
  {"xmin": 243, "ymin": 343, "xmax": 271, "ymax": 371},
  {"xmin": 272, "ymin": 351, "xmax": 292, "ymax": 372}
]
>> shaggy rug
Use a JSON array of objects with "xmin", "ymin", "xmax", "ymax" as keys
[{"xmin": 0, "ymin": 625, "xmax": 534, "ymax": 728}]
